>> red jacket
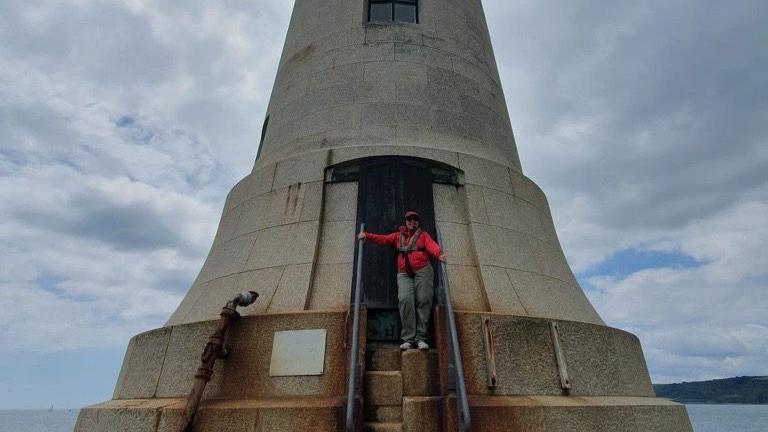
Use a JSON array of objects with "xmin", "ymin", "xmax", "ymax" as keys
[{"xmin": 366, "ymin": 227, "xmax": 443, "ymax": 274}]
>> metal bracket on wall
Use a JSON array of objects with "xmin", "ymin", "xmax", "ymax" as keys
[
  {"xmin": 550, "ymin": 321, "xmax": 572, "ymax": 393},
  {"xmin": 481, "ymin": 316, "xmax": 498, "ymax": 389}
]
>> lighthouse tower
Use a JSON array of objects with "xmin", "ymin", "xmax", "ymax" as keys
[{"xmin": 75, "ymin": 0, "xmax": 693, "ymax": 431}]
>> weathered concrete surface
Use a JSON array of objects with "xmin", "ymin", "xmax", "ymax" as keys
[
  {"xmin": 454, "ymin": 313, "xmax": 655, "ymax": 398},
  {"xmin": 112, "ymin": 312, "xmax": 349, "ymax": 402},
  {"xmin": 75, "ymin": 397, "xmax": 345, "ymax": 432},
  {"xmin": 465, "ymin": 396, "xmax": 693, "ymax": 432}
]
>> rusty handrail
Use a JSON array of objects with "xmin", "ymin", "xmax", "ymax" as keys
[
  {"xmin": 345, "ymin": 223, "xmax": 365, "ymax": 432},
  {"xmin": 175, "ymin": 291, "xmax": 259, "ymax": 432},
  {"xmin": 436, "ymin": 226, "xmax": 472, "ymax": 432}
]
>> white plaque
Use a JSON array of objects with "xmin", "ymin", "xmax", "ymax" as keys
[{"xmin": 269, "ymin": 329, "xmax": 327, "ymax": 376}]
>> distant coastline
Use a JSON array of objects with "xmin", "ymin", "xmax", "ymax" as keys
[{"xmin": 654, "ymin": 376, "xmax": 768, "ymax": 404}]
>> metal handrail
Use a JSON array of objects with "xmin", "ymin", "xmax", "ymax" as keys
[
  {"xmin": 436, "ymin": 226, "xmax": 472, "ymax": 432},
  {"xmin": 345, "ymin": 223, "xmax": 366, "ymax": 432}
]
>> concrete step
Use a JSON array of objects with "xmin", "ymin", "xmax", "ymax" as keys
[
  {"xmin": 366, "ymin": 348, "xmax": 402, "ymax": 371},
  {"xmin": 401, "ymin": 349, "xmax": 439, "ymax": 396},
  {"xmin": 364, "ymin": 405, "xmax": 402, "ymax": 422},
  {"xmin": 363, "ymin": 422, "xmax": 403, "ymax": 432},
  {"xmin": 365, "ymin": 371, "xmax": 403, "ymax": 406},
  {"xmin": 74, "ymin": 396, "xmax": 346, "ymax": 432},
  {"xmin": 402, "ymin": 396, "xmax": 443, "ymax": 432}
]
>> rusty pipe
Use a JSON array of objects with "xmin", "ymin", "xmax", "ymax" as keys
[{"xmin": 176, "ymin": 291, "xmax": 259, "ymax": 432}]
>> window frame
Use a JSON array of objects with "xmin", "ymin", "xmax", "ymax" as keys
[{"xmin": 367, "ymin": 0, "xmax": 419, "ymax": 24}]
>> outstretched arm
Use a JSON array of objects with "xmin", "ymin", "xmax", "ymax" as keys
[
  {"xmin": 358, "ymin": 231, "xmax": 398, "ymax": 247},
  {"xmin": 422, "ymin": 232, "xmax": 446, "ymax": 262}
]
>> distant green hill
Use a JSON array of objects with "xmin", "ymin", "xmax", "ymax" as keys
[{"xmin": 654, "ymin": 376, "xmax": 768, "ymax": 404}]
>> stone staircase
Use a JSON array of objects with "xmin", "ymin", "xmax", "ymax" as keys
[{"xmin": 363, "ymin": 346, "xmax": 442, "ymax": 432}]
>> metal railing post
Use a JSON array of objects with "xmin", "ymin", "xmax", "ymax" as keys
[
  {"xmin": 345, "ymin": 223, "xmax": 365, "ymax": 432},
  {"xmin": 436, "ymin": 227, "xmax": 472, "ymax": 432}
]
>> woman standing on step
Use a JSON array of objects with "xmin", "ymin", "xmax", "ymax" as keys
[{"xmin": 358, "ymin": 211, "xmax": 446, "ymax": 350}]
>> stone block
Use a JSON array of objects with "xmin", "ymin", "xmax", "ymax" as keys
[
  {"xmin": 272, "ymin": 152, "xmax": 328, "ymax": 191},
  {"xmin": 323, "ymin": 182, "xmax": 358, "ymax": 222},
  {"xmin": 185, "ymin": 407, "xmax": 258, "ymax": 432},
  {"xmin": 402, "ymin": 397, "xmax": 442, "ymax": 432},
  {"xmin": 329, "ymin": 144, "xmax": 460, "ymax": 169},
  {"xmin": 325, "ymin": 126, "xmax": 398, "ymax": 151},
  {"xmin": 433, "ymin": 184, "xmax": 468, "ymax": 224},
  {"xmin": 268, "ymin": 263, "xmax": 313, "ymax": 312},
  {"xmin": 367, "ymin": 348, "xmax": 402, "ymax": 371},
  {"xmin": 308, "ymin": 263, "xmax": 353, "ymax": 310},
  {"xmin": 113, "ymin": 327, "xmax": 171, "ymax": 399},
  {"xmin": 436, "ymin": 222, "xmax": 474, "ymax": 266},
  {"xmin": 610, "ymin": 329, "xmax": 655, "ymax": 396},
  {"xmin": 557, "ymin": 320, "xmax": 623, "ymax": 397},
  {"xmin": 316, "ymin": 220, "xmax": 356, "ymax": 264},
  {"xmin": 458, "ymin": 154, "xmax": 513, "ymax": 194},
  {"xmin": 540, "ymin": 405, "xmax": 637, "ymax": 432},
  {"xmin": 255, "ymin": 406, "xmax": 343, "ymax": 431},
  {"xmin": 164, "ymin": 282, "xmax": 206, "ymax": 326},
  {"xmin": 395, "ymin": 43, "xmax": 454, "ymax": 70},
  {"xmin": 507, "ymin": 270, "xmax": 603, "ymax": 325},
  {"xmin": 363, "ymin": 422, "xmax": 403, "ymax": 432},
  {"xmin": 365, "ymin": 24, "xmax": 422, "ymax": 45},
  {"xmin": 364, "ymin": 61, "xmax": 427, "ymax": 83},
  {"xmin": 185, "ymin": 267, "xmax": 285, "ymax": 322},
  {"xmin": 536, "ymin": 239, "xmax": 578, "ymax": 285},
  {"xmin": 457, "ymin": 315, "xmax": 562, "ymax": 396},
  {"xmin": 469, "ymin": 223, "xmax": 503, "ymax": 267},
  {"xmin": 300, "ymin": 181, "xmax": 324, "ymax": 222},
  {"xmin": 451, "ymin": 55, "xmax": 499, "ymax": 93},
  {"xmin": 433, "ymin": 109, "xmax": 486, "ymax": 143},
  {"xmin": 464, "ymin": 185, "xmax": 489, "ymax": 224},
  {"xmin": 510, "ymin": 172, "xmax": 549, "ymax": 211},
  {"xmin": 632, "ymin": 404, "xmax": 694, "ymax": 432},
  {"xmin": 365, "ymin": 405, "xmax": 402, "ymax": 422},
  {"xmin": 331, "ymin": 42, "xmax": 395, "ymax": 66},
  {"xmin": 498, "ymin": 229, "xmax": 545, "ymax": 273},
  {"xmin": 218, "ymin": 313, "xmax": 348, "ymax": 398},
  {"xmin": 72, "ymin": 407, "xmax": 99, "ymax": 431},
  {"xmin": 233, "ymin": 194, "xmax": 270, "ymax": 237},
  {"xmin": 91, "ymin": 406, "xmax": 161, "ymax": 432},
  {"xmin": 445, "ymin": 264, "xmax": 488, "ymax": 311},
  {"xmin": 308, "ymin": 62, "xmax": 365, "ymax": 92},
  {"xmin": 401, "ymin": 350, "xmax": 439, "ymax": 397},
  {"xmin": 362, "ymin": 102, "xmax": 432, "ymax": 128},
  {"xmin": 245, "ymin": 221, "xmax": 319, "ymax": 270},
  {"xmin": 483, "ymin": 188, "xmax": 545, "ymax": 239},
  {"xmin": 478, "ymin": 265, "xmax": 527, "ymax": 315},
  {"xmin": 155, "ymin": 321, "xmax": 223, "ymax": 398},
  {"xmin": 230, "ymin": 164, "xmax": 276, "ymax": 210},
  {"xmin": 365, "ymin": 371, "xmax": 403, "ymax": 406},
  {"xmin": 299, "ymin": 105, "xmax": 361, "ymax": 138},
  {"xmin": 212, "ymin": 203, "xmax": 244, "ymax": 245},
  {"xmin": 197, "ymin": 233, "xmax": 258, "ymax": 283},
  {"xmin": 394, "ymin": 124, "xmax": 436, "ymax": 149}
]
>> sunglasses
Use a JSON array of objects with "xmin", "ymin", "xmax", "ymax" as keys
[{"xmin": 405, "ymin": 217, "xmax": 420, "ymax": 222}]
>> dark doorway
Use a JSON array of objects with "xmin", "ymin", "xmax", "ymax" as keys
[
  {"xmin": 327, "ymin": 156, "xmax": 460, "ymax": 342},
  {"xmin": 356, "ymin": 158, "xmax": 435, "ymax": 342}
]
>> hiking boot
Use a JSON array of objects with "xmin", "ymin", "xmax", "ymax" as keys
[
  {"xmin": 416, "ymin": 340, "xmax": 429, "ymax": 350},
  {"xmin": 400, "ymin": 341, "xmax": 413, "ymax": 350}
]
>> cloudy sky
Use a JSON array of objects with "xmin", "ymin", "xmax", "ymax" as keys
[{"xmin": 0, "ymin": 0, "xmax": 766, "ymax": 409}]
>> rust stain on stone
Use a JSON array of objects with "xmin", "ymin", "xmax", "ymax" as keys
[
  {"xmin": 288, "ymin": 44, "xmax": 316, "ymax": 64},
  {"xmin": 284, "ymin": 182, "xmax": 302, "ymax": 219}
]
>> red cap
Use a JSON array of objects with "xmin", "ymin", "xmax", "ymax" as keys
[{"xmin": 404, "ymin": 211, "xmax": 420, "ymax": 220}]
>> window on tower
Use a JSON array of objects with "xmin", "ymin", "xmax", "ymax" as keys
[{"xmin": 369, "ymin": 0, "xmax": 418, "ymax": 24}]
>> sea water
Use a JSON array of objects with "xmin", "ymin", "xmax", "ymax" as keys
[{"xmin": 0, "ymin": 405, "xmax": 767, "ymax": 431}]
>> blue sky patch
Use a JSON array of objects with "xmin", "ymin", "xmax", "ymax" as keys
[{"xmin": 579, "ymin": 248, "xmax": 701, "ymax": 281}]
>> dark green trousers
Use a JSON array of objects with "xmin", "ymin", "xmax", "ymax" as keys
[{"xmin": 397, "ymin": 265, "xmax": 434, "ymax": 342}]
